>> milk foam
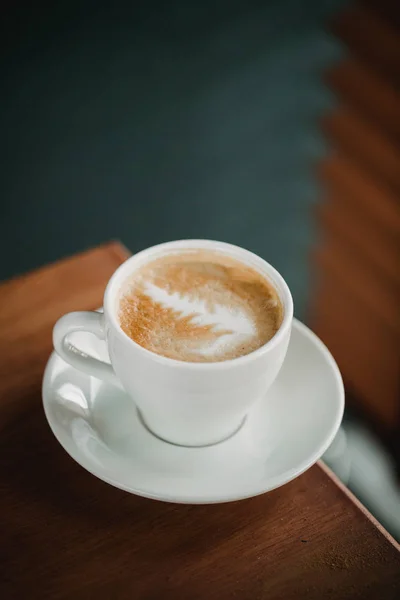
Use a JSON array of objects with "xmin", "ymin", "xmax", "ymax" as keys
[{"xmin": 143, "ymin": 281, "xmax": 255, "ymax": 357}]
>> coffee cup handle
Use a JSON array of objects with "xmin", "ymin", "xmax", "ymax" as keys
[{"xmin": 53, "ymin": 311, "xmax": 117, "ymax": 383}]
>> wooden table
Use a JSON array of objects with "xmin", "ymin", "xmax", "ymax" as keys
[{"xmin": 1, "ymin": 242, "xmax": 399, "ymax": 600}]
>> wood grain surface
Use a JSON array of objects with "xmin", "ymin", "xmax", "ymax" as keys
[
  {"xmin": 325, "ymin": 58, "xmax": 400, "ymax": 141},
  {"xmin": 318, "ymin": 154, "xmax": 400, "ymax": 236},
  {"xmin": 316, "ymin": 196, "xmax": 400, "ymax": 285},
  {"xmin": 316, "ymin": 1, "xmax": 400, "ymax": 456},
  {"xmin": 1, "ymin": 243, "xmax": 400, "ymax": 600},
  {"xmin": 331, "ymin": 4, "xmax": 400, "ymax": 81},
  {"xmin": 314, "ymin": 208, "xmax": 399, "ymax": 331},
  {"xmin": 322, "ymin": 107, "xmax": 400, "ymax": 196},
  {"xmin": 312, "ymin": 246, "xmax": 400, "ymax": 427}
]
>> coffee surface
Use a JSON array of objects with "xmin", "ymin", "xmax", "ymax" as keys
[{"xmin": 118, "ymin": 251, "xmax": 283, "ymax": 362}]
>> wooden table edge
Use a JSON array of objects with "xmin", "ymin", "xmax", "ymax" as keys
[
  {"xmin": 0, "ymin": 240, "xmax": 131, "ymax": 288},
  {"xmin": 318, "ymin": 460, "xmax": 400, "ymax": 550},
  {"xmin": 106, "ymin": 239, "xmax": 132, "ymax": 263}
]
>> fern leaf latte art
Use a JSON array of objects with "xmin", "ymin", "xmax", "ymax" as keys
[{"xmin": 118, "ymin": 250, "xmax": 283, "ymax": 362}]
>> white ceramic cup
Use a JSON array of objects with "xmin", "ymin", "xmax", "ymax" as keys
[{"xmin": 53, "ymin": 240, "xmax": 293, "ymax": 446}]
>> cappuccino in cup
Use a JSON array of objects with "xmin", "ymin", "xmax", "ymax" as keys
[{"xmin": 119, "ymin": 250, "xmax": 283, "ymax": 363}]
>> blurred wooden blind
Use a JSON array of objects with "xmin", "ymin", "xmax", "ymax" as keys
[{"xmin": 312, "ymin": 2, "xmax": 400, "ymax": 435}]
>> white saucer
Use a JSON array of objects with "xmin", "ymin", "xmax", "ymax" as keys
[{"xmin": 43, "ymin": 319, "xmax": 344, "ymax": 504}]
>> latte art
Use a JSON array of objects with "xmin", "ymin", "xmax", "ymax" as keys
[{"xmin": 118, "ymin": 251, "xmax": 283, "ymax": 362}]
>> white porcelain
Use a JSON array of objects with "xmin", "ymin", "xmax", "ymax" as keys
[
  {"xmin": 43, "ymin": 319, "xmax": 344, "ymax": 504},
  {"xmin": 53, "ymin": 240, "xmax": 293, "ymax": 447}
]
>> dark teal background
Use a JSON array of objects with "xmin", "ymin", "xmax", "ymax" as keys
[{"xmin": 1, "ymin": 0, "xmax": 344, "ymax": 317}]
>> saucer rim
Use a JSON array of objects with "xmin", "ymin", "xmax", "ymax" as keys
[{"xmin": 42, "ymin": 318, "xmax": 345, "ymax": 504}]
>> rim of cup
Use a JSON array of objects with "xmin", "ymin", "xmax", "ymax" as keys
[{"xmin": 104, "ymin": 239, "xmax": 294, "ymax": 370}]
